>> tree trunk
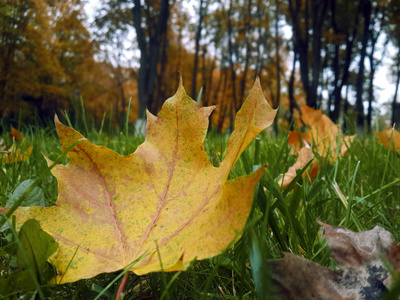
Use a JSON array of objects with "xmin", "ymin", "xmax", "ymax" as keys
[
  {"xmin": 329, "ymin": 43, "xmax": 340, "ymax": 119},
  {"xmin": 217, "ymin": 69, "xmax": 228, "ymax": 130},
  {"xmin": 288, "ymin": 0, "xmax": 328, "ymax": 108},
  {"xmin": 355, "ymin": 0, "xmax": 371, "ymax": 131},
  {"xmin": 392, "ymin": 55, "xmax": 400, "ymax": 126},
  {"xmin": 254, "ymin": 0, "xmax": 265, "ymax": 80},
  {"xmin": 227, "ymin": 0, "xmax": 238, "ymax": 112},
  {"xmin": 204, "ymin": 56, "xmax": 216, "ymax": 107},
  {"xmin": 309, "ymin": 0, "xmax": 328, "ymax": 108},
  {"xmin": 330, "ymin": 22, "xmax": 358, "ymax": 122},
  {"xmin": 366, "ymin": 32, "xmax": 380, "ymax": 131},
  {"xmin": 289, "ymin": 0, "xmax": 310, "ymax": 106},
  {"xmin": 274, "ymin": 0, "xmax": 281, "ymax": 133},
  {"xmin": 288, "ymin": 49, "xmax": 298, "ymax": 120},
  {"xmin": 238, "ymin": 0, "xmax": 252, "ymax": 103},
  {"xmin": 132, "ymin": 0, "xmax": 170, "ymax": 118},
  {"xmin": 191, "ymin": 0, "xmax": 205, "ymax": 99},
  {"xmin": 155, "ymin": 27, "xmax": 168, "ymax": 112}
]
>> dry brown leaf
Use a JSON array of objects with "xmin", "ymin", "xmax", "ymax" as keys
[
  {"xmin": 269, "ymin": 223, "xmax": 400, "ymax": 299},
  {"xmin": 278, "ymin": 143, "xmax": 319, "ymax": 189},
  {"xmin": 280, "ymin": 106, "xmax": 355, "ymax": 189},
  {"xmin": 287, "ymin": 131, "xmax": 311, "ymax": 155},
  {"xmin": 297, "ymin": 105, "xmax": 355, "ymax": 160}
]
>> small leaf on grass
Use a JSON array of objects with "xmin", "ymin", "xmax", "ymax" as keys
[
  {"xmin": 1, "ymin": 180, "xmax": 45, "ymax": 232},
  {"xmin": 0, "ymin": 219, "xmax": 58, "ymax": 294},
  {"xmin": 11, "ymin": 127, "xmax": 24, "ymax": 142},
  {"xmin": 269, "ymin": 222, "xmax": 400, "ymax": 299},
  {"xmin": 6, "ymin": 179, "xmax": 45, "ymax": 207},
  {"xmin": 279, "ymin": 141, "xmax": 319, "ymax": 189},
  {"xmin": 0, "ymin": 78, "xmax": 277, "ymax": 283}
]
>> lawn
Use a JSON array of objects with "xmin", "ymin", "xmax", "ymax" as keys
[{"xmin": 1, "ymin": 108, "xmax": 400, "ymax": 299}]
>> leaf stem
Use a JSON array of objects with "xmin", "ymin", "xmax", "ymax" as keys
[{"xmin": 115, "ymin": 271, "xmax": 130, "ymax": 300}]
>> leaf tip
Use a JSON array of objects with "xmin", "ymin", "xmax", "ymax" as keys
[
  {"xmin": 176, "ymin": 75, "xmax": 186, "ymax": 97},
  {"xmin": 41, "ymin": 152, "xmax": 54, "ymax": 167},
  {"xmin": 54, "ymin": 113, "xmax": 61, "ymax": 124},
  {"xmin": 253, "ymin": 164, "xmax": 267, "ymax": 179},
  {"xmin": 200, "ymin": 105, "xmax": 216, "ymax": 118},
  {"xmin": 252, "ymin": 76, "xmax": 262, "ymax": 92}
]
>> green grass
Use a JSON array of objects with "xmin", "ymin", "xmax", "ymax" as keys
[{"xmin": 1, "ymin": 111, "xmax": 400, "ymax": 299}]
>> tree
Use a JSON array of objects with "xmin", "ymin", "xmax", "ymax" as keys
[
  {"xmin": 366, "ymin": 2, "xmax": 388, "ymax": 130},
  {"xmin": 327, "ymin": 0, "xmax": 360, "ymax": 122},
  {"xmin": 133, "ymin": 0, "xmax": 170, "ymax": 117},
  {"xmin": 387, "ymin": 0, "xmax": 400, "ymax": 125},
  {"xmin": 355, "ymin": 0, "xmax": 372, "ymax": 131},
  {"xmin": 191, "ymin": 0, "xmax": 207, "ymax": 99},
  {"xmin": 287, "ymin": 0, "xmax": 329, "ymax": 108},
  {"xmin": 0, "ymin": 0, "xmax": 67, "ymax": 120}
]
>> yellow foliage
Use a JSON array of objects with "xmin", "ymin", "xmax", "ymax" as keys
[{"xmin": 0, "ymin": 79, "xmax": 277, "ymax": 283}]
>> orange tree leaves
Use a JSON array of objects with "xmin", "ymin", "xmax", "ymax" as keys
[{"xmin": 0, "ymin": 79, "xmax": 277, "ymax": 283}]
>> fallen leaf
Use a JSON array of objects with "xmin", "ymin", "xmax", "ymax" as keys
[
  {"xmin": 287, "ymin": 131, "xmax": 311, "ymax": 155},
  {"xmin": 1, "ymin": 180, "xmax": 45, "ymax": 232},
  {"xmin": 11, "ymin": 127, "xmax": 24, "ymax": 142},
  {"xmin": 279, "ymin": 106, "xmax": 354, "ymax": 188},
  {"xmin": 0, "ymin": 219, "xmax": 58, "ymax": 294},
  {"xmin": 375, "ymin": 128, "xmax": 400, "ymax": 153},
  {"xmin": 279, "ymin": 142, "xmax": 319, "ymax": 189},
  {"xmin": 6, "ymin": 179, "xmax": 45, "ymax": 208},
  {"xmin": 269, "ymin": 222, "xmax": 400, "ymax": 299},
  {"xmin": 1, "ymin": 129, "xmax": 32, "ymax": 164},
  {"xmin": 296, "ymin": 105, "xmax": 354, "ymax": 160},
  {"xmin": 1, "ymin": 144, "xmax": 32, "ymax": 164},
  {"xmin": 0, "ymin": 78, "xmax": 277, "ymax": 283}
]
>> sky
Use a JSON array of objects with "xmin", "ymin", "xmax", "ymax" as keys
[{"xmin": 83, "ymin": 0, "xmax": 398, "ymax": 109}]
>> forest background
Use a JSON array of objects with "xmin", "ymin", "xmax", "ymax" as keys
[{"xmin": 1, "ymin": 0, "xmax": 400, "ymax": 133}]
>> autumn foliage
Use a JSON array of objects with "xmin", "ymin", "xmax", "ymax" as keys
[{"xmin": 0, "ymin": 79, "xmax": 276, "ymax": 283}]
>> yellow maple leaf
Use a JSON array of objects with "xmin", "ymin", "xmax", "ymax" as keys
[{"xmin": 0, "ymin": 79, "xmax": 277, "ymax": 283}]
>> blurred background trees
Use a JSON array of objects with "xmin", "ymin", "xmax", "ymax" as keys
[{"xmin": 1, "ymin": 0, "xmax": 400, "ymax": 132}]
